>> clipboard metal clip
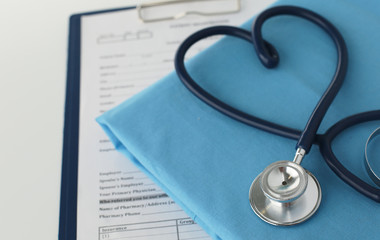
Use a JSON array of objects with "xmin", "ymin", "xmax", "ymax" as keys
[{"xmin": 137, "ymin": 0, "xmax": 241, "ymax": 23}]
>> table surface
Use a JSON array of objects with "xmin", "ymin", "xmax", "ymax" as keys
[{"xmin": 0, "ymin": 1, "xmax": 272, "ymax": 239}]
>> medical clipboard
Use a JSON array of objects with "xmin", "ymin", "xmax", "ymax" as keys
[{"xmin": 59, "ymin": 1, "xmax": 242, "ymax": 239}]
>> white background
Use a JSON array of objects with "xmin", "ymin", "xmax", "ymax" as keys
[{"xmin": 0, "ymin": 1, "xmax": 272, "ymax": 239}]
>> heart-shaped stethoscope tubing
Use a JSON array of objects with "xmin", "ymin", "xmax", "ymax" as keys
[
  {"xmin": 175, "ymin": 5, "xmax": 348, "ymax": 152},
  {"xmin": 175, "ymin": 5, "xmax": 380, "ymax": 225}
]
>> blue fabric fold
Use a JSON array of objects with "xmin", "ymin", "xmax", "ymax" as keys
[{"xmin": 97, "ymin": 0, "xmax": 380, "ymax": 239}]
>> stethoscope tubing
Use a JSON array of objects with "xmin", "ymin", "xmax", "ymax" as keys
[
  {"xmin": 252, "ymin": 6, "xmax": 348, "ymax": 153},
  {"xmin": 175, "ymin": 25, "xmax": 302, "ymax": 141},
  {"xmin": 175, "ymin": 5, "xmax": 348, "ymax": 152},
  {"xmin": 319, "ymin": 110, "xmax": 380, "ymax": 202}
]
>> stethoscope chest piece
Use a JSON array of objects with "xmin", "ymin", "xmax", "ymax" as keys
[{"xmin": 249, "ymin": 160, "xmax": 322, "ymax": 226}]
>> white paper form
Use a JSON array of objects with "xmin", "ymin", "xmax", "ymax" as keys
[{"xmin": 77, "ymin": 1, "xmax": 274, "ymax": 239}]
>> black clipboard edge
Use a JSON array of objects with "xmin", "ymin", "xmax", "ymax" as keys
[{"xmin": 59, "ymin": 6, "xmax": 135, "ymax": 240}]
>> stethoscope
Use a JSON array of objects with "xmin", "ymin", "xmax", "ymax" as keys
[{"xmin": 174, "ymin": 5, "xmax": 380, "ymax": 225}]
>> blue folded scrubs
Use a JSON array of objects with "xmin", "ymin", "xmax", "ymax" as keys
[{"xmin": 97, "ymin": 0, "xmax": 380, "ymax": 239}]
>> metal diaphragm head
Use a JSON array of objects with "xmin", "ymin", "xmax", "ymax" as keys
[{"xmin": 249, "ymin": 160, "xmax": 321, "ymax": 226}]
